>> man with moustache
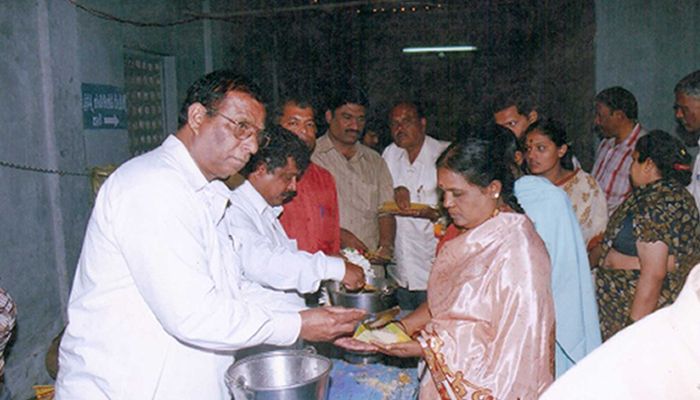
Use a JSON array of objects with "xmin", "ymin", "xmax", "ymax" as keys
[
  {"xmin": 312, "ymin": 83, "xmax": 396, "ymax": 270},
  {"xmin": 56, "ymin": 71, "xmax": 365, "ymax": 400},
  {"xmin": 382, "ymin": 101, "xmax": 449, "ymax": 310},
  {"xmin": 276, "ymin": 96, "xmax": 342, "ymax": 256},
  {"xmin": 227, "ymin": 126, "xmax": 365, "ymax": 316},
  {"xmin": 675, "ymin": 70, "xmax": 700, "ymax": 210}
]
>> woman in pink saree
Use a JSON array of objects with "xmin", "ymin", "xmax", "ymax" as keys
[{"xmin": 340, "ymin": 132, "xmax": 555, "ymax": 399}]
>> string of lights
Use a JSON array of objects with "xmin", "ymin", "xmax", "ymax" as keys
[
  {"xmin": 64, "ymin": 0, "xmax": 202, "ymax": 27},
  {"xmin": 64, "ymin": 0, "xmax": 446, "ymax": 26},
  {"xmin": 0, "ymin": 159, "xmax": 90, "ymax": 177}
]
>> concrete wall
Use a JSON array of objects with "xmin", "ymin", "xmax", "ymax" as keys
[
  {"xmin": 595, "ymin": 0, "xmax": 700, "ymax": 141},
  {"xmin": 220, "ymin": 2, "xmax": 597, "ymax": 164},
  {"xmin": 0, "ymin": 0, "xmax": 229, "ymax": 397}
]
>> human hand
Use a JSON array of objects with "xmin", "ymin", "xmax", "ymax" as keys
[
  {"xmin": 333, "ymin": 336, "xmax": 380, "ymax": 353},
  {"xmin": 371, "ymin": 339, "xmax": 423, "ymax": 358},
  {"xmin": 394, "ymin": 186, "xmax": 411, "ymax": 210},
  {"xmin": 342, "ymin": 262, "xmax": 365, "ymax": 290},
  {"xmin": 393, "ymin": 206, "xmax": 440, "ymax": 221},
  {"xmin": 418, "ymin": 207, "xmax": 441, "ymax": 222},
  {"xmin": 299, "ymin": 306, "xmax": 366, "ymax": 342},
  {"xmin": 340, "ymin": 228, "xmax": 368, "ymax": 253},
  {"xmin": 367, "ymin": 245, "xmax": 393, "ymax": 264}
]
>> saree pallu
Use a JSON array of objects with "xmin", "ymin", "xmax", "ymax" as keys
[{"xmin": 420, "ymin": 212, "xmax": 555, "ymax": 400}]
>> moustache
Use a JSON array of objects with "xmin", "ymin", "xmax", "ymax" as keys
[{"xmin": 282, "ymin": 191, "xmax": 298, "ymax": 203}]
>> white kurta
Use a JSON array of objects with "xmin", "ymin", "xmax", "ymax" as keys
[
  {"xmin": 540, "ymin": 264, "xmax": 700, "ymax": 399},
  {"xmin": 227, "ymin": 181, "xmax": 345, "ymax": 312},
  {"xmin": 56, "ymin": 136, "xmax": 300, "ymax": 400},
  {"xmin": 382, "ymin": 136, "xmax": 449, "ymax": 290}
]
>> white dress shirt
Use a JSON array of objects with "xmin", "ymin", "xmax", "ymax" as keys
[
  {"xmin": 228, "ymin": 181, "xmax": 345, "ymax": 312},
  {"xmin": 687, "ymin": 137, "xmax": 700, "ymax": 211},
  {"xmin": 56, "ymin": 136, "xmax": 300, "ymax": 400},
  {"xmin": 382, "ymin": 136, "xmax": 450, "ymax": 290}
]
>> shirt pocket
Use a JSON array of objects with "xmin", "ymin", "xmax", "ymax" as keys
[{"xmin": 350, "ymin": 177, "xmax": 378, "ymax": 219}]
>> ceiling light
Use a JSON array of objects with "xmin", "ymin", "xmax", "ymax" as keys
[{"xmin": 402, "ymin": 45, "xmax": 477, "ymax": 54}]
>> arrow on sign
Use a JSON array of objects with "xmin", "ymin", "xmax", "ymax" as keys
[{"xmin": 104, "ymin": 115, "xmax": 120, "ymax": 127}]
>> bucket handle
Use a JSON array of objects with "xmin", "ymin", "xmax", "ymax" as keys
[
  {"xmin": 303, "ymin": 345, "xmax": 317, "ymax": 355},
  {"xmin": 234, "ymin": 376, "xmax": 256, "ymax": 400},
  {"xmin": 380, "ymin": 291, "xmax": 394, "ymax": 304}
]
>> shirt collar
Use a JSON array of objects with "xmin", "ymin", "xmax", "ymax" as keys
[
  {"xmin": 162, "ymin": 135, "xmax": 209, "ymax": 192},
  {"xmin": 315, "ymin": 132, "xmax": 366, "ymax": 161},
  {"xmin": 235, "ymin": 180, "xmax": 283, "ymax": 218},
  {"xmin": 411, "ymin": 136, "xmax": 435, "ymax": 166},
  {"xmin": 162, "ymin": 135, "xmax": 231, "ymax": 223},
  {"xmin": 315, "ymin": 133, "xmax": 336, "ymax": 154},
  {"xmin": 618, "ymin": 123, "xmax": 643, "ymax": 148}
]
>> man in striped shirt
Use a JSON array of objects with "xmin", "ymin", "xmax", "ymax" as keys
[{"xmin": 591, "ymin": 87, "xmax": 646, "ymax": 214}]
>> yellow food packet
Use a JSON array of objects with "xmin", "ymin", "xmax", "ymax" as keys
[
  {"xmin": 353, "ymin": 322, "xmax": 412, "ymax": 344},
  {"xmin": 33, "ymin": 385, "xmax": 55, "ymax": 400},
  {"xmin": 378, "ymin": 201, "xmax": 433, "ymax": 214}
]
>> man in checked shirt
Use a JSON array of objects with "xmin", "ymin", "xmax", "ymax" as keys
[{"xmin": 591, "ymin": 86, "xmax": 647, "ymax": 215}]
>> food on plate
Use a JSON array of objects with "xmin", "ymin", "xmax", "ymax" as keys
[{"xmin": 353, "ymin": 322, "xmax": 412, "ymax": 345}]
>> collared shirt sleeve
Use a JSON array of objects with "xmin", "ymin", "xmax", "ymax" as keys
[
  {"xmin": 377, "ymin": 156, "xmax": 395, "ymax": 206},
  {"xmin": 110, "ymin": 178, "xmax": 300, "ymax": 349},
  {"xmin": 228, "ymin": 204, "xmax": 345, "ymax": 293}
]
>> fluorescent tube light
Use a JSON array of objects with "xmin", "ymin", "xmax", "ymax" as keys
[{"xmin": 402, "ymin": 45, "xmax": 477, "ymax": 54}]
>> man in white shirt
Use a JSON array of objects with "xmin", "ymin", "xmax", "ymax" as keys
[
  {"xmin": 56, "ymin": 71, "xmax": 365, "ymax": 400},
  {"xmin": 382, "ymin": 102, "xmax": 449, "ymax": 310},
  {"xmin": 675, "ymin": 70, "xmax": 700, "ymax": 210},
  {"xmin": 228, "ymin": 125, "xmax": 364, "ymax": 314}
]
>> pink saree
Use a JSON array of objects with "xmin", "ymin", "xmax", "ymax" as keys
[{"xmin": 420, "ymin": 212, "xmax": 555, "ymax": 399}]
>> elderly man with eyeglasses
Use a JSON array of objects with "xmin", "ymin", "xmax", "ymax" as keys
[{"xmin": 55, "ymin": 70, "xmax": 365, "ymax": 400}]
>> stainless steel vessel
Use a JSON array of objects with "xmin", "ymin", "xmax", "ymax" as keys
[
  {"xmin": 325, "ymin": 277, "xmax": 398, "ymax": 364},
  {"xmin": 225, "ymin": 348, "xmax": 331, "ymax": 400},
  {"xmin": 325, "ymin": 277, "xmax": 397, "ymax": 313}
]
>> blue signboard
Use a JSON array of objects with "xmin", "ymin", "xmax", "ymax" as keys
[{"xmin": 81, "ymin": 83, "xmax": 128, "ymax": 129}]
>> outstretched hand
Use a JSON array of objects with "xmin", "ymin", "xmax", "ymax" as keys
[
  {"xmin": 299, "ymin": 306, "xmax": 366, "ymax": 342},
  {"xmin": 333, "ymin": 336, "xmax": 380, "ymax": 353},
  {"xmin": 340, "ymin": 229, "xmax": 369, "ymax": 253},
  {"xmin": 371, "ymin": 339, "xmax": 423, "ymax": 358}
]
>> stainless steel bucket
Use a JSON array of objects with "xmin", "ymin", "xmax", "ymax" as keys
[{"xmin": 225, "ymin": 348, "xmax": 331, "ymax": 400}]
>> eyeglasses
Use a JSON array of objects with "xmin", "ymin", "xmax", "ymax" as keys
[{"xmin": 208, "ymin": 108, "xmax": 270, "ymax": 148}]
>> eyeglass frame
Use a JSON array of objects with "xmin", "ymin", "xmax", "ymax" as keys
[{"xmin": 207, "ymin": 107, "xmax": 270, "ymax": 148}]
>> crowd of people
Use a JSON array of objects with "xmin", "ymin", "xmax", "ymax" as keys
[{"xmin": 42, "ymin": 67, "xmax": 700, "ymax": 399}]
